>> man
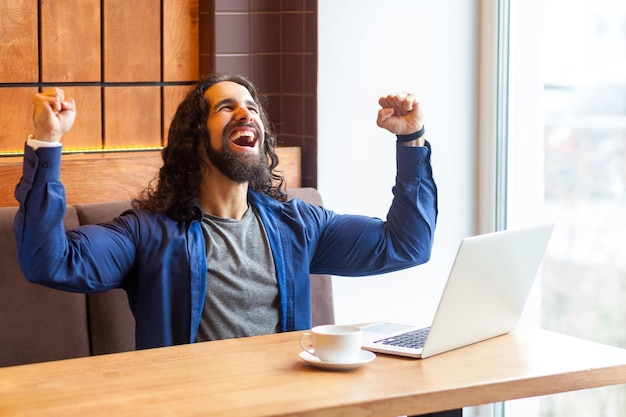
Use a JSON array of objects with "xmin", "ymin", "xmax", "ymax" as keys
[
  {"xmin": 16, "ymin": 74, "xmax": 459, "ymax": 416},
  {"xmin": 14, "ymin": 74, "xmax": 437, "ymax": 349}
]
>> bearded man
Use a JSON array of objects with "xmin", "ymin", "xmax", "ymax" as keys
[{"xmin": 14, "ymin": 74, "xmax": 438, "ymax": 350}]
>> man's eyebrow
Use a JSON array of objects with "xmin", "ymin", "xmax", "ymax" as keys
[
  {"xmin": 211, "ymin": 98, "xmax": 259, "ymax": 111},
  {"xmin": 212, "ymin": 98, "xmax": 235, "ymax": 111}
]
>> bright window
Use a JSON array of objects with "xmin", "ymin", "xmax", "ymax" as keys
[{"xmin": 506, "ymin": 0, "xmax": 626, "ymax": 415}]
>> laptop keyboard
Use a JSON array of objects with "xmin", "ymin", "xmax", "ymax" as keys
[{"xmin": 373, "ymin": 326, "xmax": 431, "ymax": 349}]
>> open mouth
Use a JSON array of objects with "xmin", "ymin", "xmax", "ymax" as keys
[{"xmin": 230, "ymin": 129, "xmax": 257, "ymax": 148}]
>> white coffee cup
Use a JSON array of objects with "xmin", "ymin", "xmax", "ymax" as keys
[{"xmin": 299, "ymin": 324, "xmax": 362, "ymax": 363}]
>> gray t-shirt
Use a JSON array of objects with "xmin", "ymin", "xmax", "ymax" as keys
[{"xmin": 196, "ymin": 207, "xmax": 280, "ymax": 342}]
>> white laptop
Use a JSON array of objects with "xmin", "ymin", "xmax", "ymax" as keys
[{"xmin": 361, "ymin": 223, "xmax": 555, "ymax": 359}]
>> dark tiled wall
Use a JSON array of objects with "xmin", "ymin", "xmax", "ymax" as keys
[{"xmin": 199, "ymin": 0, "xmax": 318, "ymax": 187}]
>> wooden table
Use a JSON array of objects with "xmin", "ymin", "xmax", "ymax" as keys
[{"xmin": 1, "ymin": 328, "xmax": 625, "ymax": 417}]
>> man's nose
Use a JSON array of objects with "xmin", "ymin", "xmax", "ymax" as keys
[{"xmin": 235, "ymin": 106, "xmax": 253, "ymax": 123}]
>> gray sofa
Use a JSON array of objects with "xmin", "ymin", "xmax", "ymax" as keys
[{"xmin": 0, "ymin": 188, "xmax": 333, "ymax": 367}]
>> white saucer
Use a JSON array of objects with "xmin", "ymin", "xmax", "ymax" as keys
[{"xmin": 299, "ymin": 350, "xmax": 376, "ymax": 371}]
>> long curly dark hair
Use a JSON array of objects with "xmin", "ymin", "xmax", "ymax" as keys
[{"xmin": 133, "ymin": 74, "xmax": 287, "ymax": 221}]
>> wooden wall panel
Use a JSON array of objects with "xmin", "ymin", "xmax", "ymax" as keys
[
  {"xmin": 162, "ymin": 85, "xmax": 194, "ymax": 146},
  {"xmin": 276, "ymin": 146, "xmax": 301, "ymax": 189},
  {"xmin": 0, "ymin": 87, "xmax": 101, "ymax": 153},
  {"xmin": 0, "ymin": 1, "xmax": 308, "ymax": 206},
  {"xmin": 163, "ymin": 0, "xmax": 200, "ymax": 82},
  {"xmin": 0, "ymin": 0, "xmax": 38, "ymax": 82},
  {"xmin": 0, "ymin": 88, "xmax": 38, "ymax": 153},
  {"xmin": 103, "ymin": 87, "xmax": 161, "ymax": 149},
  {"xmin": 103, "ymin": 0, "xmax": 161, "ymax": 82},
  {"xmin": 41, "ymin": 0, "xmax": 101, "ymax": 82},
  {"xmin": 58, "ymin": 87, "xmax": 102, "ymax": 150}
]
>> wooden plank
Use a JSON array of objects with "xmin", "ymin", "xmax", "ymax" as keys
[
  {"xmin": 0, "ymin": 152, "xmax": 160, "ymax": 207},
  {"xmin": 275, "ymin": 146, "xmax": 301, "ymax": 189},
  {"xmin": 41, "ymin": 0, "xmax": 101, "ymax": 82},
  {"xmin": 103, "ymin": 0, "xmax": 160, "ymax": 82},
  {"xmin": 163, "ymin": 0, "xmax": 200, "ymax": 81},
  {"xmin": 162, "ymin": 85, "xmax": 194, "ymax": 146},
  {"xmin": 0, "ymin": 147, "xmax": 301, "ymax": 207},
  {"xmin": 0, "ymin": 0, "xmax": 38, "ymax": 82},
  {"xmin": 55, "ymin": 86, "xmax": 103, "ymax": 150},
  {"xmin": 0, "ymin": 88, "xmax": 38, "ymax": 153},
  {"xmin": 0, "ymin": 87, "xmax": 102, "ymax": 153},
  {"xmin": 103, "ymin": 87, "xmax": 161, "ymax": 149}
]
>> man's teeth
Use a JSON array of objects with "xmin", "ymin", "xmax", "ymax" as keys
[
  {"xmin": 231, "ymin": 131, "xmax": 254, "ymax": 141},
  {"xmin": 230, "ymin": 130, "xmax": 256, "ymax": 146}
]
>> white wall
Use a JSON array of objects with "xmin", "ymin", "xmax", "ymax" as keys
[{"xmin": 318, "ymin": 0, "xmax": 479, "ymax": 325}]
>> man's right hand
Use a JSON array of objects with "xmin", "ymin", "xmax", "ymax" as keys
[{"xmin": 32, "ymin": 88, "xmax": 76, "ymax": 143}]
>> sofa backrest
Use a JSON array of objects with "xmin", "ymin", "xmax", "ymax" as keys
[
  {"xmin": 74, "ymin": 200, "xmax": 137, "ymax": 356},
  {"xmin": 1, "ymin": 188, "xmax": 334, "ymax": 367},
  {"xmin": 0, "ymin": 205, "xmax": 91, "ymax": 367}
]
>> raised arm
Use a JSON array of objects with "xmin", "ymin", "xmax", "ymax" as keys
[
  {"xmin": 14, "ymin": 88, "xmax": 135, "ymax": 293},
  {"xmin": 308, "ymin": 92, "xmax": 437, "ymax": 276}
]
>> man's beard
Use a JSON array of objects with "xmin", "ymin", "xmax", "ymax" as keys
[{"xmin": 205, "ymin": 135, "xmax": 271, "ymax": 188}]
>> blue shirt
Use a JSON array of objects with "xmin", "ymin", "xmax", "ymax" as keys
[{"xmin": 14, "ymin": 143, "xmax": 438, "ymax": 350}]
